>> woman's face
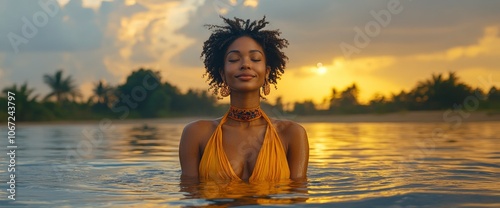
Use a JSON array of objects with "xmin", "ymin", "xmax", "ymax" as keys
[{"xmin": 222, "ymin": 36, "xmax": 269, "ymax": 94}]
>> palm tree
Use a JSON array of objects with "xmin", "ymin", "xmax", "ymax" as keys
[
  {"xmin": 92, "ymin": 80, "xmax": 113, "ymax": 105},
  {"xmin": 339, "ymin": 83, "xmax": 359, "ymax": 107},
  {"xmin": 43, "ymin": 70, "xmax": 81, "ymax": 103},
  {"xmin": 2, "ymin": 82, "xmax": 38, "ymax": 103},
  {"xmin": 410, "ymin": 72, "xmax": 474, "ymax": 110},
  {"xmin": 2, "ymin": 82, "xmax": 39, "ymax": 121},
  {"xmin": 488, "ymin": 86, "xmax": 500, "ymax": 102}
]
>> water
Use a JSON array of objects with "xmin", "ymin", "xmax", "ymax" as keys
[{"xmin": 1, "ymin": 120, "xmax": 499, "ymax": 207}]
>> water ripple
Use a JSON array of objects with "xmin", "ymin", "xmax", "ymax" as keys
[{"xmin": 1, "ymin": 121, "xmax": 499, "ymax": 207}]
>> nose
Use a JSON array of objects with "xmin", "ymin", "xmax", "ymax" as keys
[{"xmin": 241, "ymin": 58, "xmax": 251, "ymax": 70}]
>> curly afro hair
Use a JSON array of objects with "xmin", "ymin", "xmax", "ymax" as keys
[{"xmin": 201, "ymin": 16, "xmax": 289, "ymax": 98}]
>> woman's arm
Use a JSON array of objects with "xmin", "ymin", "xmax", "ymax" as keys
[
  {"xmin": 179, "ymin": 122, "xmax": 203, "ymax": 181},
  {"xmin": 285, "ymin": 122, "xmax": 309, "ymax": 181}
]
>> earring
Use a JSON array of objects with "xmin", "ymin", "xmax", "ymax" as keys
[
  {"xmin": 220, "ymin": 83, "xmax": 230, "ymax": 97},
  {"xmin": 263, "ymin": 81, "xmax": 270, "ymax": 96}
]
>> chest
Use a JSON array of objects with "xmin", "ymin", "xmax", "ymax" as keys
[{"xmin": 220, "ymin": 125, "xmax": 268, "ymax": 179}]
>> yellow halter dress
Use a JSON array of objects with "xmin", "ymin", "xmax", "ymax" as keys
[{"xmin": 198, "ymin": 107, "xmax": 290, "ymax": 183}]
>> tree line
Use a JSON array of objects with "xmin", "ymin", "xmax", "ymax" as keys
[
  {"xmin": 0, "ymin": 69, "xmax": 499, "ymax": 121},
  {"xmin": 0, "ymin": 68, "xmax": 224, "ymax": 121},
  {"xmin": 292, "ymin": 72, "xmax": 500, "ymax": 115}
]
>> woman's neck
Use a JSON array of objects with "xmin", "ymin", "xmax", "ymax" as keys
[
  {"xmin": 228, "ymin": 91, "xmax": 261, "ymax": 109},
  {"xmin": 225, "ymin": 91, "xmax": 266, "ymax": 126}
]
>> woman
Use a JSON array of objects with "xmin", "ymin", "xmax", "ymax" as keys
[{"xmin": 179, "ymin": 16, "xmax": 309, "ymax": 183}]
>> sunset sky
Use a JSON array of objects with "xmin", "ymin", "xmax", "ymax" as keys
[{"xmin": 1, "ymin": 0, "xmax": 499, "ymax": 107}]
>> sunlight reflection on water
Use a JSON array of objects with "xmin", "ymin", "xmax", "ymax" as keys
[{"xmin": 0, "ymin": 121, "xmax": 499, "ymax": 207}]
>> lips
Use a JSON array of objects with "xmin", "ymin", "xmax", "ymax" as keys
[{"xmin": 235, "ymin": 73, "xmax": 256, "ymax": 81}]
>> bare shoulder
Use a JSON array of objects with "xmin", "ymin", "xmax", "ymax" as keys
[
  {"xmin": 183, "ymin": 119, "xmax": 219, "ymax": 133},
  {"xmin": 272, "ymin": 119, "xmax": 308, "ymax": 144},
  {"xmin": 180, "ymin": 119, "xmax": 220, "ymax": 144},
  {"xmin": 179, "ymin": 119, "xmax": 219, "ymax": 160},
  {"xmin": 273, "ymin": 119, "xmax": 306, "ymax": 134}
]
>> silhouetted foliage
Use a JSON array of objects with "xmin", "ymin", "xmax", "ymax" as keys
[
  {"xmin": 486, "ymin": 86, "xmax": 500, "ymax": 109},
  {"xmin": 1, "ymin": 83, "xmax": 55, "ymax": 121},
  {"xmin": 407, "ymin": 72, "xmax": 475, "ymax": 110},
  {"xmin": 112, "ymin": 68, "xmax": 167, "ymax": 118},
  {"xmin": 275, "ymin": 97, "xmax": 284, "ymax": 113},
  {"xmin": 43, "ymin": 69, "xmax": 81, "ymax": 103},
  {"xmin": 329, "ymin": 83, "xmax": 364, "ymax": 114},
  {"xmin": 488, "ymin": 87, "xmax": 500, "ymax": 101},
  {"xmin": 368, "ymin": 93, "xmax": 391, "ymax": 113},
  {"xmin": 0, "ymin": 70, "xmax": 498, "ymax": 122},
  {"xmin": 324, "ymin": 72, "xmax": 498, "ymax": 114},
  {"xmin": 90, "ymin": 80, "xmax": 116, "ymax": 114},
  {"xmin": 293, "ymin": 100, "xmax": 316, "ymax": 115},
  {"xmin": 108, "ymin": 68, "xmax": 220, "ymax": 118}
]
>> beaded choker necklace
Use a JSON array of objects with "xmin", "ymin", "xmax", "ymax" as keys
[{"xmin": 227, "ymin": 105, "xmax": 263, "ymax": 122}]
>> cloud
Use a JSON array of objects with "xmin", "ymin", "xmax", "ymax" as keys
[
  {"xmin": 0, "ymin": 53, "xmax": 4, "ymax": 75},
  {"xmin": 274, "ymin": 25, "xmax": 500, "ymax": 104},
  {"xmin": 337, "ymin": 0, "xmax": 500, "ymax": 57},
  {"xmin": 243, "ymin": 0, "xmax": 258, "ymax": 8},
  {"xmin": 0, "ymin": 0, "xmax": 205, "ymax": 98},
  {"xmin": 0, "ymin": 0, "xmax": 115, "ymax": 96},
  {"xmin": 173, "ymin": 0, "xmax": 500, "ymax": 70},
  {"xmin": 102, "ymin": 0, "xmax": 202, "ymax": 80},
  {"xmin": 79, "ymin": 79, "xmax": 95, "ymax": 100},
  {"xmin": 348, "ymin": 26, "xmax": 500, "ymax": 101},
  {"xmin": 173, "ymin": 0, "xmax": 268, "ymax": 68},
  {"xmin": 0, "ymin": 0, "xmax": 105, "ymax": 53},
  {"xmin": 413, "ymin": 27, "xmax": 500, "ymax": 62}
]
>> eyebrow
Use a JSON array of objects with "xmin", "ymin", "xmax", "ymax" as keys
[{"xmin": 225, "ymin": 50, "xmax": 264, "ymax": 57}]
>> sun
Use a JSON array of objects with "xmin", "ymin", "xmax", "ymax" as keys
[{"xmin": 316, "ymin": 62, "xmax": 327, "ymax": 75}]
